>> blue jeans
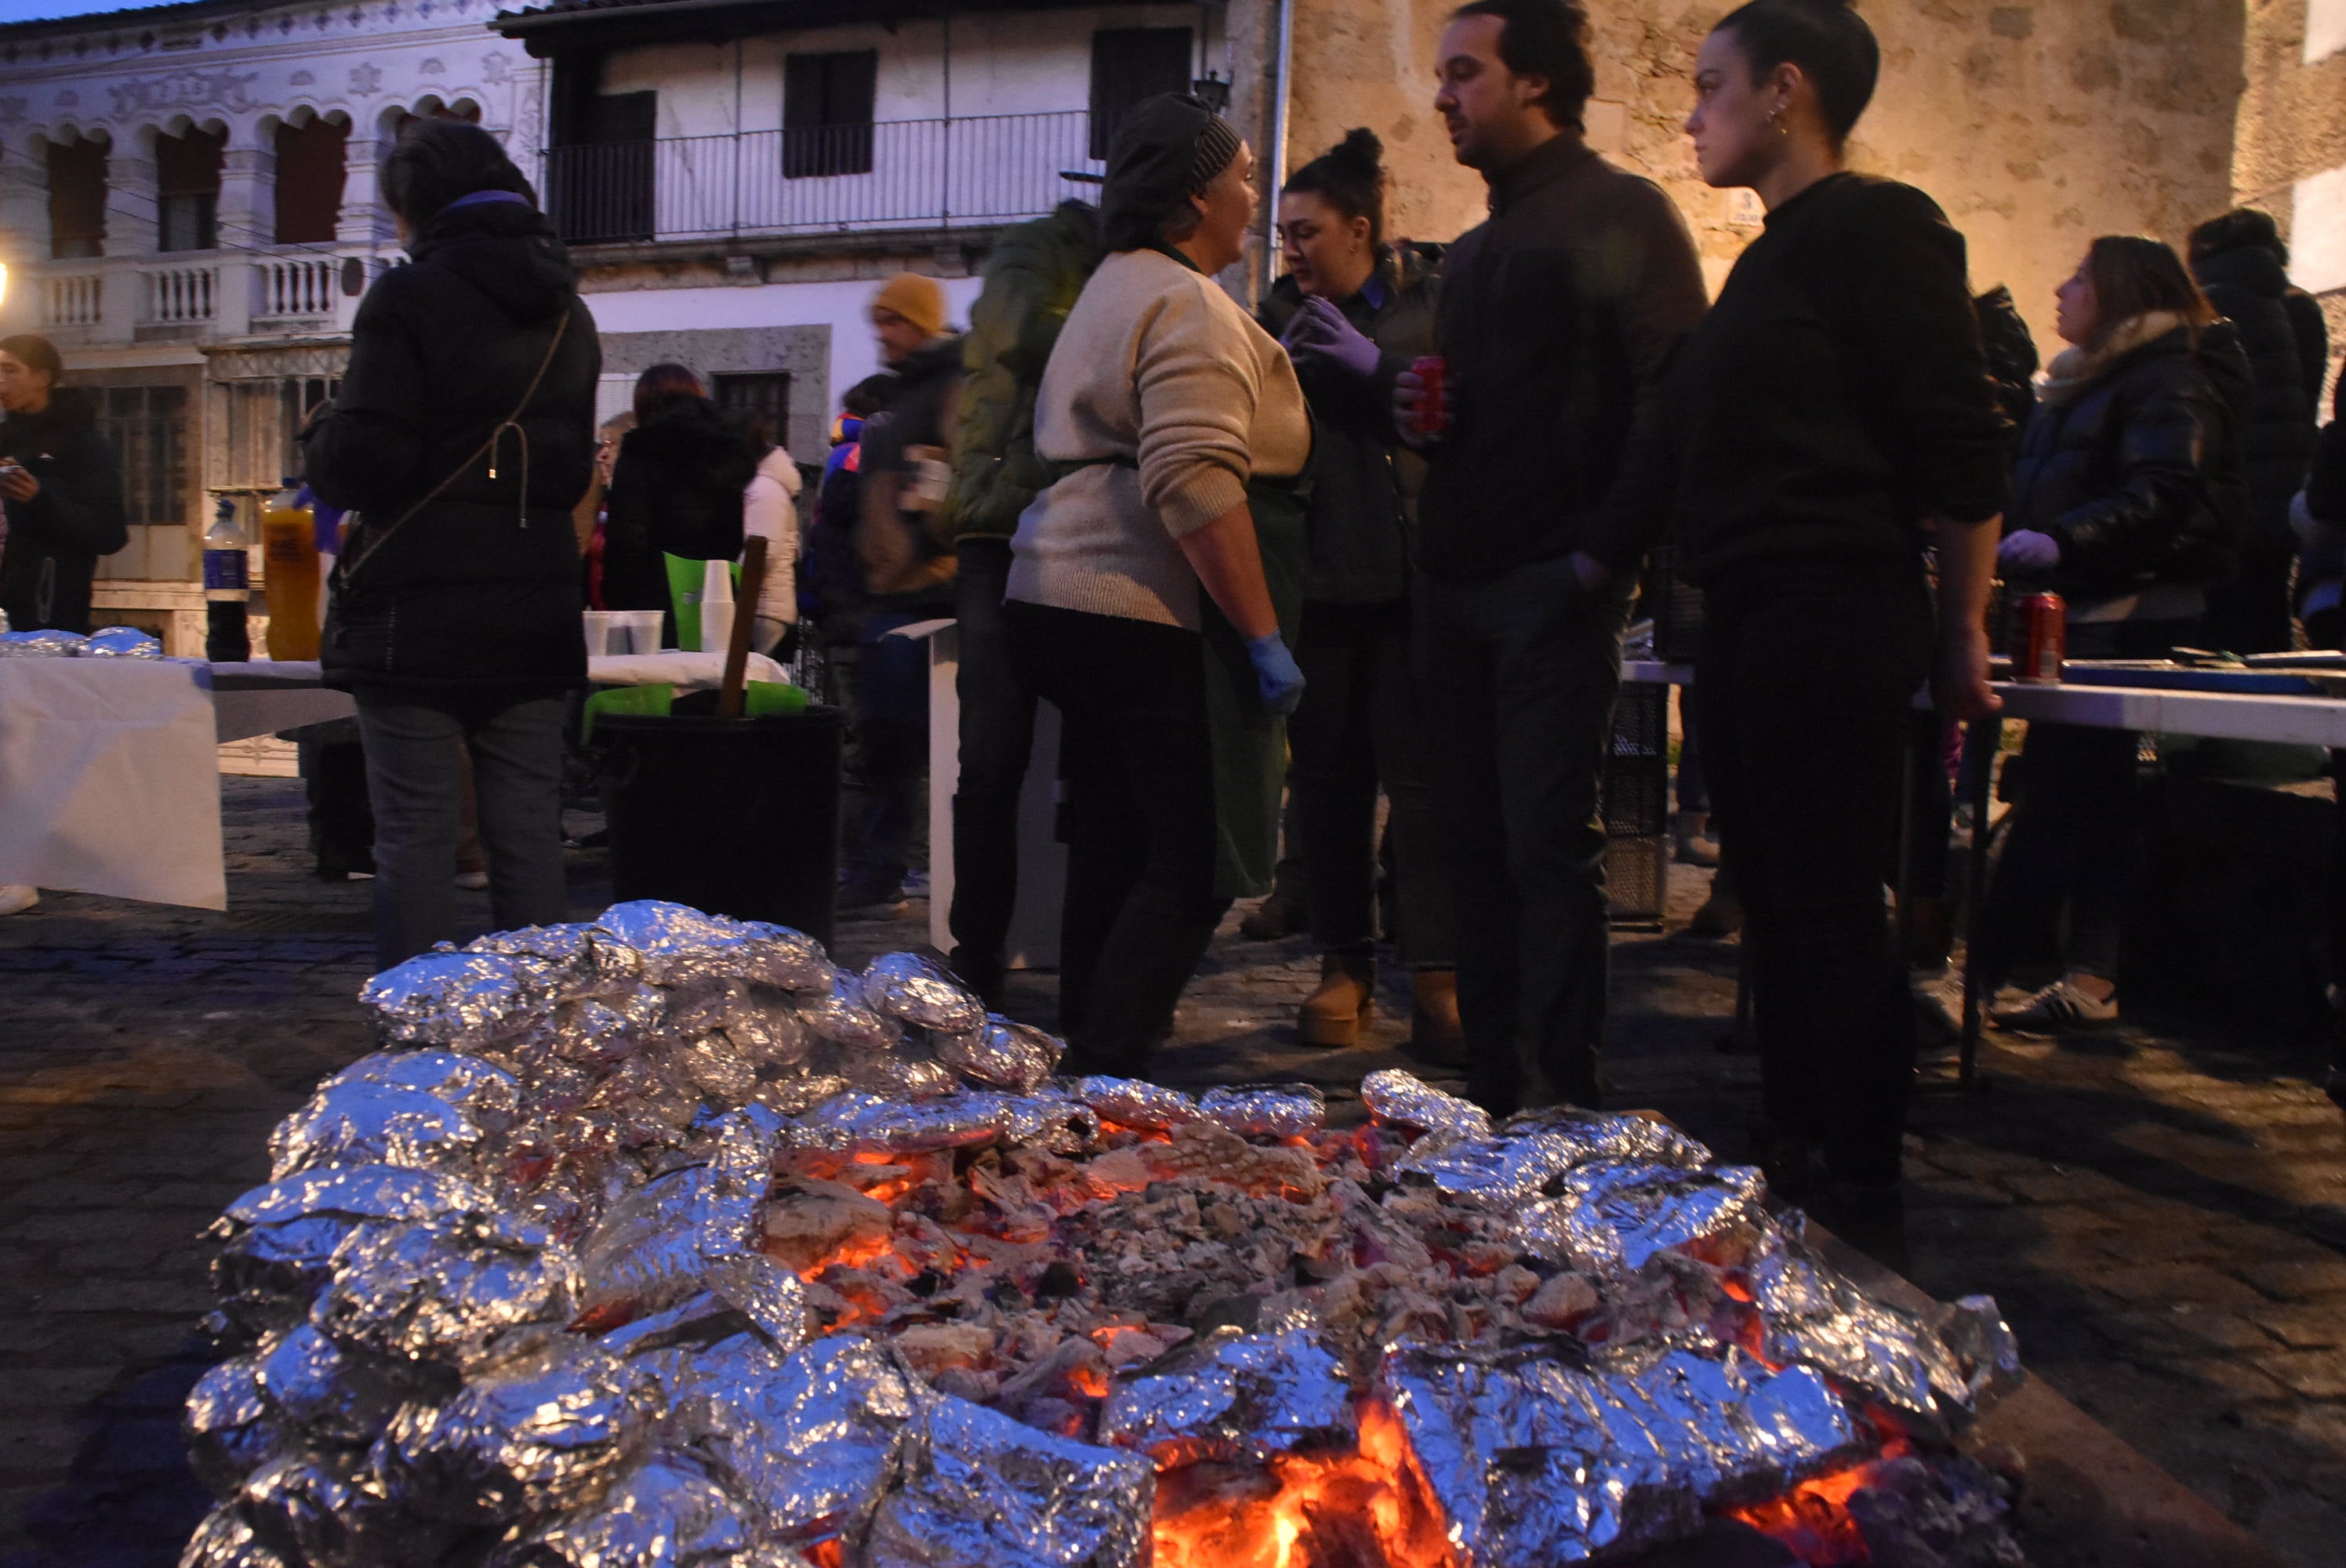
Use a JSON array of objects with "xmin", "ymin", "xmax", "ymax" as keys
[{"xmin": 357, "ymin": 695, "xmax": 570, "ymax": 971}]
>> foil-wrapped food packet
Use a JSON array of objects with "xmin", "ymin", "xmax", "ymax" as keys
[
  {"xmin": 255, "ymin": 1321, "xmax": 443, "ymax": 1451},
  {"xmin": 1199, "ymin": 1083, "xmax": 1325, "ymax": 1139},
  {"xmin": 359, "ymin": 953, "xmax": 546, "ymax": 1048},
  {"xmin": 210, "ymin": 1166, "xmax": 499, "ymax": 1338},
  {"xmin": 1556, "ymin": 1160, "xmax": 1770, "ymax": 1273},
  {"xmin": 267, "ymin": 1081, "xmax": 486, "ymax": 1182},
  {"xmin": 179, "ymin": 1504, "xmax": 296, "ymax": 1568},
  {"xmin": 369, "ymin": 1330, "xmax": 662, "ymax": 1528},
  {"xmin": 320, "ymin": 1051, "xmax": 521, "ymax": 1132},
  {"xmin": 462, "ymin": 922, "xmax": 605, "ymax": 998},
  {"xmin": 488, "ymin": 1450, "xmax": 756, "ymax": 1567},
  {"xmin": 590, "ymin": 902, "xmax": 829, "ymax": 993},
  {"xmin": 0, "ymin": 628, "xmax": 86, "ymax": 656},
  {"xmin": 1745, "ymin": 1229, "xmax": 1970, "ymax": 1421},
  {"xmin": 800, "ymin": 971, "xmax": 901, "ymax": 1052},
  {"xmin": 935, "ymin": 1015, "xmax": 1059, "ymax": 1094},
  {"xmin": 1393, "ymin": 1126, "xmax": 1579, "ymax": 1206},
  {"xmin": 1075, "ymin": 1077, "xmax": 1199, "ymax": 1134},
  {"xmin": 866, "ymin": 1388, "xmax": 1154, "ymax": 1568},
  {"xmin": 82, "ymin": 626, "xmax": 165, "ymax": 658},
  {"xmin": 1360, "ymin": 1069, "xmax": 1492, "ymax": 1145},
  {"xmin": 313, "ymin": 1210, "xmax": 579, "ymax": 1366},
  {"xmin": 1099, "ymin": 1327, "xmax": 1353, "ymax": 1467},
  {"xmin": 186, "ymin": 1352, "xmax": 285, "ymax": 1499},
  {"xmin": 233, "ymin": 1448, "xmax": 385, "ymax": 1568},
  {"xmin": 672, "ymin": 1334, "xmax": 917, "ymax": 1550},
  {"xmin": 859, "ymin": 953, "xmax": 986, "ymax": 1036}
]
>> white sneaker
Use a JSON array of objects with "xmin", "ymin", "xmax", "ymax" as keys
[
  {"xmin": 1990, "ymin": 976, "xmax": 2118, "ymax": 1037},
  {"xmin": 453, "ymin": 870, "xmax": 490, "ymax": 891},
  {"xmin": 0, "ymin": 884, "xmax": 38, "ymax": 916}
]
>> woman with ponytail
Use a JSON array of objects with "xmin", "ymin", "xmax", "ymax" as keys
[
  {"xmin": 1260, "ymin": 129, "xmax": 1458, "ymax": 1057},
  {"xmin": 1647, "ymin": 0, "xmax": 2010, "ymax": 1254}
]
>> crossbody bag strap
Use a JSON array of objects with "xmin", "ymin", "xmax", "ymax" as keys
[{"xmin": 335, "ymin": 309, "xmax": 572, "ymax": 589}]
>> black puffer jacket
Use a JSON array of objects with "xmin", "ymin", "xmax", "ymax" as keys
[
  {"xmin": 305, "ymin": 198, "xmax": 601, "ymax": 709},
  {"xmin": 1257, "ymin": 245, "xmax": 1439, "ymax": 603},
  {"xmin": 0, "ymin": 387, "xmax": 127, "ymax": 634},
  {"xmin": 2004, "ymin": 321, "xmax": 2253, "ymax": 603},
  {"xmin": 601, "ymin": 397, "xmax": 757, "ymax": 615},
  {"xmin": 2192, "ymin": 241, "xmax": 2320, "ymax": 554}
]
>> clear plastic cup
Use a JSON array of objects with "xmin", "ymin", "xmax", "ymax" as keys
[{"xmin": 582, "ymin": 610, "xmax": 625, "ymax": 659}]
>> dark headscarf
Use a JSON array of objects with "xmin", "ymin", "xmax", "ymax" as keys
[{"xmin": 1101, "ymin": 93, "xmax": 1242, "ymax": 253}]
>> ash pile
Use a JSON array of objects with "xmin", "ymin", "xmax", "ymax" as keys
[{"xmin": 181, "ymin": 901, "xmax": 2029, "ymax": 1568}]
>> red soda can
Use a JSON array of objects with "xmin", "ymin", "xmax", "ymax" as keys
[
  {"xmin": 2015, "ymin": 591, "xmax": 2066, "ymax": 684},
  {"xmin": 1409, "ymin": 354, "xmax": 1450, "ymax": 441}
]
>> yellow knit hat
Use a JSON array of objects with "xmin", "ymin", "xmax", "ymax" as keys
[{"xmin": 872, "ymin": 272, "xmax": 947, "ymax": 339}]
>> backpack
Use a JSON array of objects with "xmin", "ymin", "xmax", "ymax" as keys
[{"xmin": 800, "ymin": 441, "xmax": 869, "ymax": 629}]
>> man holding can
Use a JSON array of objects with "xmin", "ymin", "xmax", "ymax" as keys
[{"xmin": 1396, "ymin": 0, "xmax": 1706, "ymax": 1114}]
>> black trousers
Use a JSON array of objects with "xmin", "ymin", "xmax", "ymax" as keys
[
  {"xmin": 1289, "ymin": 597, "xmax": 1454, "ymax": 967},
  {"xmin": 947, "ymin": 538, "xmax": 1039, "ymax": 995},
  {"xmin": 1697, "ymin": 559, "xmax": 1932, "ymax": 1187},
  {"xmin": 1420, "ymin": 559, "xmax": 1631, "ymax": 1112},
  {"xmin": 1005, "ymin": 600, "xmax": 1229, "ymax": 1075}
]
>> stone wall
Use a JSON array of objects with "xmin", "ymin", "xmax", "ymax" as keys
[{"xmin": 1240, "ymin": 0, "xmax": 2244, "ymax": 354}]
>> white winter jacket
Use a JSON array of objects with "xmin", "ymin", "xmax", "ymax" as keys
[{"xmin": 742, "ymin": 446, "xmax": 802, "ymax": 638}]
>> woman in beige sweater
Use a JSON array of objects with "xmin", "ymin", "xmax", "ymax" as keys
[{"xmin": 1005, "ymin": 93, "xmax": 1311, "ymax": 1078}]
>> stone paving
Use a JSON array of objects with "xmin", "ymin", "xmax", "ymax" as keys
[{"xmin": 0, "ymin": 775, "xmax": 2342, "ymax": 1564}]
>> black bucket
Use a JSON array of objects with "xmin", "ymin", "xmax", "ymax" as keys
[{"xmin": 597, "ymin": 706, "xmax": 844, "ymax": 946}]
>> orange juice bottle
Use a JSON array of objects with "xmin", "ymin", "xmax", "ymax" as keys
[{"xmin": 261, "ymin": 479, "xmax": 321, "ymax": 661}]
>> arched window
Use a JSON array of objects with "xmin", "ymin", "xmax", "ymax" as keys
[
  {"xmin": 154, "ymin": 124, "xmax": 225, "ymax": 252},
  {"xmin": 46, "ymin": 136, "xmax": 107, "ymax": 259},
  {"xmin": 274, "ymin": 116, "xmax": 348, "ymax": 244}
]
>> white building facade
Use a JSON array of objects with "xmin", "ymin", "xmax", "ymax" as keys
[{"xmin": 0, "ymin": 0, "xmax": 1234, "ymax": 656}]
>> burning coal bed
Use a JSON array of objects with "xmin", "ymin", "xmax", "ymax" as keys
[{"xmin": 182, "ymin": 902, "xmax": 2029, "ymax": 1568}]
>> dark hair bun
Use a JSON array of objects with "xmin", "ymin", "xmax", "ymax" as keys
[{"xmin": 1331, "ymin": 128, "xmax": 1385, "ymax": 174}]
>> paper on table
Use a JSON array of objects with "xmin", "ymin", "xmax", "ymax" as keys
[{"xmin": 0, "ymin": 659, "xmax": 227, "ymax": 910}]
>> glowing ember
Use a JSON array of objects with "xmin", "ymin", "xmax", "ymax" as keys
[
  {"xmin": 1153, "ymin": 1401, "xmax": 1460, "ymax": 1568},
  {"xmin": 1727, "ymin": 1436, "xmax": 1916, "ymax": 1566}
]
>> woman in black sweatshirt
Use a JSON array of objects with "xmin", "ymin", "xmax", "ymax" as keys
[{"xmin": 1653, "ymin": 0, "xmax": 2008, "ymax": 1249}]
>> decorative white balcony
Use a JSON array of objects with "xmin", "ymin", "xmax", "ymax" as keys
[
  {"xmin": 147, "ymin": 263, "xmax": 220, "ymax": 326},
  {"xmin": 254, "ymin": 257, "xmax": 342, "ymax": 323},
  {"xmin": 542, "ymin": 109, "xmax": 1104, "ymax": 246},
  {"xmin": 42, "ymin": 272, "xmax": 104, "ymax": 329},
  {"xmin": 7, "ymin": 249, "xmax": 382, "ymax": 343}
]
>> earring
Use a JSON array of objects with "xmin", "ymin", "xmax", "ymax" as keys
[{"xmin": 1768, "ymin": 103, "xmax": 1790, "ymax": 137}]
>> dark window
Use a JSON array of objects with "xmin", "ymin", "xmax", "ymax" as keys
[
  {"xmin": 274, "ymin": 118, "xmax": 348, "ymax": 244},
  {"xmin": 94, "ymin": 387, "xmax": 190, "ymax": 528},
  {"xmin": 784, "ymin": 50, "xmax": 877, "ymax": 179},
  {"xmin": 714, "ymin": 372, "xmax": 791, "ymax": 446},
  {"xmin": 547, "ymin": 76, "xmax": 656, "ymax": 244},
  {"xmin": 154, "ymin": 125, "xmax": 224, "ymax": 252},
  {"xmin": 1088, "ymin": 27, "xmax": 1193, "ymax": 158},
  {"xmin": 220, "ymin": 375, "xmax": 341, "ymax": 492},
  {"xmin": 47, "ymin": 138, "xmax": 107, "ymax": 260}
]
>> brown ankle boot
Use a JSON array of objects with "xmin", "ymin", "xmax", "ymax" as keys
[
  {"xmin": 1300, "ymin": 952, "xmax": 1375, "ymax": 1047},
  {"xmin": 1410, "ymin": 970, "xmax": 1465, "ymax": 1065}
]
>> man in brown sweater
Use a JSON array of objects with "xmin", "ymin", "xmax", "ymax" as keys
[{"xmin": 1397, "ymin": 0, "xmax": 1708, "ymax": 1114}]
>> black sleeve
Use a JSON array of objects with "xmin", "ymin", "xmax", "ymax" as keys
[
  {"xmin": 1579, "ymin": 177, "xmax": 1711, "ymax": 573},
  {"xmin": 2050, "ymin": 364, "xmax": 2228, "ymax": 580},
  {"xmin": 2286, "ymin": 289, "xmax": 2330, "ymax": 414},
  {"xmin": 20, "ymin": 426, "xmax": 127, "ymax": 557},
  {"xmin": 1845, "ymin": 183, "xmax": 2010, "ymax": 526},
  {"xmin": 299, "ymin": 276, "xmax": 428, "ymax": 513}
]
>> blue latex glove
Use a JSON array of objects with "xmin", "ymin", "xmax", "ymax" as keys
[
  {"xmin": 1245, "ymin": 633, "xmax": 1306, "ymax": 717},
  {"xmin": 1998, "ymin": 529, "xmax": 2062, "ymax": 574},
  {"xmin": 1287, "ymin": 296, "xmax": 1383, "ymax": 379}
]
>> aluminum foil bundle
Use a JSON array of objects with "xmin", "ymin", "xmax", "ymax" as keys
[
  {"xmin": 1392, "ymin": 1124, "xmax": 1579, "ymax": 1206},
  {"xmin": 210, "ymin": 1165, "xmax": 499, "ymax": 1337},
  {"xmin": 861, "ymin": 953, "xmax": 986, "ymax": 1036},
  {"xmin": 1531, "ymin": 1160, "xmax": 1770, "ymax": 1274},
  {"xmin": 800, "ymin": 971, "xmax": 901, "ymax": 1051},
  {"xmin": 935, "ymin": 1014, "xmax": 1059, "ymax": 1094},
  {"xmin": 577, "ymin": 1106, "xmax": 806, "ymax": 1344},
  {"xmin": 781, "ymin": 1091, "xmax": 895, "ymax": 1150},
  {"xmin": 256, "ymin": 1321, "xmax": 442, "ymax": 1451},
  {"xmin": 841, "ymin": 1050, "xmax": 957, "ymax": 1102},
  {"xmin": 232, "ymin": 1448, "xmax": 384, "ymax": 1568},
  {"xmin": 590, "ymin": 902, "xmax": 830, "ymax": 991},
  {"xmin": 1382, "ymin": 1340, "xmax": 1859, "ymax": 1566},
  {"xmin": 536, "ymin": 987, "xmax": 670, "ymax": 1065},
  {"xmin": 840, "ymin": 1091, "xmax": 1018, "ymax": 1154},
  {"xmin": 1199, "ymin": 1083, "xmax": 1324, "ymax": 1139},
  {"xmin": 1099, "ymin": 1327, "xmax": 1353, "ymax": 1467},
  {"xmin": 186, "ymin": 1352, "xmax": 285, "ymax": 1497},
  {"xmin": 756, "ymin": 1073, "xmax": 853, "ymax": 1119},
  {"xmin": 668, "ymin": 981, "xmax": 812, "ymax": 1073},
  {"xmin": 1503, "ymin": 1106, "xmax": 1713, "ymax": 1171},
  {"xmin": 461, "ymin": 922, "xmax": 605, "ymax": 996},
  {"xmin": 1075, "ymin": 1077, "xmax": 1198, "ymax": 1133},
  {"xmin": 321, "ymin": 1051, "xmax": 521, "ymax": 1132},
  {"xmin": 490, "ymin": 1449, "xmax": 756, "ymax": 1567},
  {"xmin": 1744, "ymin": 1229, "xmax": 1970, "ymax": 1421},
  {"xmin": 360, "ymin": 953, "xmax": 545, "ymax": 1048},
  {"xmin": 1360, "ymin": 1069, "xmax": 1493, "ymax": 1145},
  {"xmin": 673, "ymin": 1335, "xmax": 917, "ymax": 1549},
  {"xmin": 1935, "ymin": 1295, "xmax": 2025, "ymax": 1407},
  {"xmin": 370, "ymin": 1330, "xmax": 662, "ymax": 1528},
  {"xmin": 866, "ymin": 1388, "xmax": 1153, "ymax": 1568},
  {"xmin": 81, "ymin": 625, "xmax": 165, "ymax": 658},
  {"xmin": 987, "ymin": 1092, "xmax": 1100, "ymax": 1155},
  {"xmin": 314, "ymin": 1210, "xmax": 579, "ymax": 1365},
  {"xmin": 180, "ymin": 1504, "xmax": 296, "ymax": 1568},
  {"xmin": 267, "ymin": 1080, "xmax": 486, "ymax": 1181},
  {"xmin": 0, "ymin": 628, "xmax": 85, "ymax": 656},
  {"xmin": 674, "ymin": 1033, "xmax": 760, "ymax": 1110},
  {"xmin": 601, "ymin": 1292, "xmax": 790, "ymax": 1405}
]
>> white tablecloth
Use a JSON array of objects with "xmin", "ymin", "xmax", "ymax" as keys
[{"xmin": 0, "ymin": 659, "xmax": 227, "ymax": 909}]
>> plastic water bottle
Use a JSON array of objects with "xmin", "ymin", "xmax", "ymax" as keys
[{"xmin": 204, "ymin": 495, "xmax": 251, "ymax": 663}]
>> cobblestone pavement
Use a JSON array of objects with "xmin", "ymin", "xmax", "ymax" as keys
[{"xmin": 1, "ymin": 775, "xmax": 2341, "ymax": 1563}]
